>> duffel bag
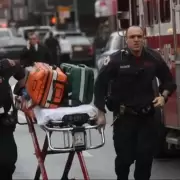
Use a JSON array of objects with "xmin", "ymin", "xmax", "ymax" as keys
[
  {"xmin": 25, "ymin": 62, "xmax": 67, "ymax": 108},
  {"xmin": 60, "ymin": 63, "xmax": 94, "ymax": 106}
]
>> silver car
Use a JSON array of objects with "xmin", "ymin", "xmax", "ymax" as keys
[{"xmin": 96, "ymin": 31, "xmax": 125, "ymax": 70}]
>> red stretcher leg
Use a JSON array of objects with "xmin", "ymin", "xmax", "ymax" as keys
[
  {"xmin": 25, "ymin": 115, "xmax": 48, "ymax": 180},
  {"xmin": 34, "ymin": 135, "xmax": 49, "ymax": 180},
  {"xmin": 77, "ymin": 152, "xmax": 90, "ymax": 180},
  {"xmin": 61, "ymin": 151, "xmax": 75, "ymax": 180}
]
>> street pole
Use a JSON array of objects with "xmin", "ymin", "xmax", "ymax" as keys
[
  {"xmin": 108, "ymin": 15, "xmax": 117, "ymax": 33},
  {"xmin": 108, "ymin": 0, "xmax": 117, "ymax": 33},
  {"xmin": 73, "ymin": 0, "xmax": 79, "ymax": 29}
]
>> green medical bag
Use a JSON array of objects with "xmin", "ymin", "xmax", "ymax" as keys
[{"xmin": 60, "ymin": 63, "xmax": 94, "ymax": 106}]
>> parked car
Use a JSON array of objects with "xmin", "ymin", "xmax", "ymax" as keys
[
  {"xmin": 0, "ymin": 28, "xmax": 18, "ymax": 39},
  {"xmin": 44, "ymin": 30, "xmax": 95, "ymax": 66},
  {"xmin": 96, "ymin": 31, "xmax": 125, "ymax": 70},
  {"xmin": 0, "ymin": 36, "xmax": 26, "ymax": 59}
]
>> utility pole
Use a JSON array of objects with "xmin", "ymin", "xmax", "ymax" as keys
[
  {"xmin": 108, "ymin": 15, "xmax": 117, "ymax": 33},
  {"xmin": 107, "ymin": 0, "xmax": 118, "ymax": 33},
  {"xmin": 73, "ymin": 0, "xmax": 79, "ymax": 29}
]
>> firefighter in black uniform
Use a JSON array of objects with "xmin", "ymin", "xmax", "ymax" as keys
[
  {"xmin": 0, "ymin": 59, "xmax": 25, "ymax": 180},
  {"xmin": 94, "ymin": 26, "xmax": 177, "ymax": 180}
]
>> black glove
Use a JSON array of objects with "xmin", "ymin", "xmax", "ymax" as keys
[
  {"xmin": 0, "ymin": 113, "xmax": 17, "ymax": 127},
  {"xmin": 0, "ymin": 59, "xmax": 13, "ymax": 70}
]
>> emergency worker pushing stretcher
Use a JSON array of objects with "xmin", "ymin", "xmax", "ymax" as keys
[
  {"xmin": 11, "ymin": 58, "xmax": 104, "ymax": 179},
  {"xmin": 0, "ymin": 59, "xmax": 25, "ymax": 180},
  {"xmin": 94, "ymin": 26, "xmax": 177, "ymax": 180}
]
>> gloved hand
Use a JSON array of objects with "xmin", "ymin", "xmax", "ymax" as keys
[{"xmin": 0, "ymin": 59, "xmax": 16, "ymax": 69}]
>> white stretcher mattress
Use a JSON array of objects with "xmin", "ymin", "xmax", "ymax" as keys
[{"xmin": 33, "ymin": 105, "xmax": 98, "ymax": 126}]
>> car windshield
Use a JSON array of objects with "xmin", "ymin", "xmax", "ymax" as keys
[
  {"xmin": 0, "ymin": 31, "xmax": 10, "ymax": 38},
  {"xmin": 104, "ymin": 35, "xmax": 125, "ymax": 51},
  {"xmin": 24, "ymin": 28, "xmax": 50, "ymax": 39},
  {"xmin": 66, "ymin": 36, "xmax": 89, "ymax": 44},
  {"xmin": 65, "ymin": 32, "xmax": 82, "ymax": 36}
]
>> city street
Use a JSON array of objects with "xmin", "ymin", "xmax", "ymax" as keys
[{"xmin": 9, "ymin": 69, "xmax": 180, "ymax": 180}]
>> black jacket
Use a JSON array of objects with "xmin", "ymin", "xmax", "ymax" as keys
[
  {"xmin": 0, "ymin": 60, "xmax": 25, "ymax": 112},
  {"xmin": 20, "ymin": 43, "xmax": 51, "ymax": 67},
  {"xmin": 45, "ymin": 37, "xmax": 60, "ymax": 53},
  {"xmin": 94, "ymin": 47, "xmax": 177, "ymax": 113}
]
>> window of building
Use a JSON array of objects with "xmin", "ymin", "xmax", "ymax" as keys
[
  {"xmin": 160, "ymin": 0, "xmax": 171, "ymax": 23},
  {"xmin": 12, "ymin": 7, "xmax": 28, "ymax": 21}
]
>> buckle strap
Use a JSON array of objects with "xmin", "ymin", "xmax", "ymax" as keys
[{"xmin": 119, "ymin": 105, "xmax": 154, "ymax": 116}]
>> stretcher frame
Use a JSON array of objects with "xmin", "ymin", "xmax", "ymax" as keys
[{"xmin": 14, "ymin": 97, "xmax": 105, "ymax": 180}]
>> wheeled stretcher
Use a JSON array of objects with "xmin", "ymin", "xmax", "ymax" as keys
[{"xmin": 14, "ymin": 97, "xmax": 105, "ymax": 180}]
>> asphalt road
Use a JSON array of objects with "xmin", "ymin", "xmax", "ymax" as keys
[{"xmin": 9, "ymin": 68, "xmax": 180, "ymax": 180}]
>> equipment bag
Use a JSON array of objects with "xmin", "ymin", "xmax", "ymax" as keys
[
  {"xmin": 25, "ymin": 62, "xmax": 67, "ymax": 108},
  {"xmin": 60, "ymin": 63, "xmax": 94, "ymax": 106}
]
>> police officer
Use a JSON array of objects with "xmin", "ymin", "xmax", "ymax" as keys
[
  {"xmin": 94, "ymin": 26, "xmax": 177, "ymax": 180},
  {"xmin": 0, "ymin": 59, "xmax": 25, "ymax": 179},
  {"xmin": 20, "ymin": 32, "xmax": 52, "ymax": 67}
]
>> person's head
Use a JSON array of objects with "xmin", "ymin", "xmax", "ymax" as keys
[
  {"xmin": 28, "ymin": 32, "xmax": 39, "ymax": 45},
  {"xmin": 55, "ymin": 34, "xmax": 60, "ymax": 39},
  {"xmin": 49, "ymin": 31, "xmax": 53, "ymax": 37},
  {"xmin": 125, "ymin": 26, "xmax": 144, "ymax": 54},
  {"xmin": 61, "ymin": 34, "xmax": 66, "ymax": 39}
]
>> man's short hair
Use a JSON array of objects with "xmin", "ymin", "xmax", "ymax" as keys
[
  {"xmin": 125, "ymin": 26, "xmax": 144, "ymax": 37},
  {"xmin": 28, "ymin": 31, "xmax": 38, "ymax": 38}
]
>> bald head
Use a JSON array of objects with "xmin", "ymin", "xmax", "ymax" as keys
[{"xmin": 126, "ymin": 26, "xmax": 144, "ymax": 54}]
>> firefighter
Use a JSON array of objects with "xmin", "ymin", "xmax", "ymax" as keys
[
  {"xmin": 44, "ymin": 31, "xmax": 61, "ymax": 66},
  {"xmin": 0, "ymin": 59, "xmax": 25, "ymax": 180},
  {"xmin": 20, "ymin": 32, "xmax": 52, "ymax": 67},
  {"xmin": 94, "ymin": 26, "xmax": 177, "ymax": 180}
]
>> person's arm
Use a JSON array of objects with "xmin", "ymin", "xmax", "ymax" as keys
[
  {"xmin": 44, "ymin": 39, "xmax": 48, "ymax": 47},
  {"xmin": 155, "ymin": 54, "xmax": 177, "ymax": 104},
  {"xmin": 20, "ymin": 47, "xmax": 29, "ymax": 67},
  {"xmin": 13, "ymin": 66, "xmax": 26, "ymax": 96},
  {"xmin": 94, "ymin": 53, "xmax": 119, "ymax": 113},
  {"xmin": 42, "ymin": 45, "xmax": 52, "ymax": 65},
  {"xmin": 56, "ymin": 39, "xmax": 61, "ymax": 56}
]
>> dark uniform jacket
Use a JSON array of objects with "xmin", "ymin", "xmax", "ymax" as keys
[
  {"xmin": 45, "ymin": 37, "xmax": 61, "ymax": 65},
  {"xmin": 0, "ymin": 60, "xmax": 25, "ymax": 112},
  {"xmin": 20, "ymin": 43, "xmax": 51, "ymax": 67},
  {"xmin": 94, "ymin": 47, "xmax": 177, "ymax": 113}
]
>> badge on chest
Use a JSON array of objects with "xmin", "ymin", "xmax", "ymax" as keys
[{"xmin": 120, "ymin": 64, "xmax": 130, "ymax": 69}]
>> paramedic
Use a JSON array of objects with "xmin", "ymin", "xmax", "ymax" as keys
[
  {"xmin": 44, "ymin": 31, "xmax": 61, "ymax": 66},
  {"xmin": 0, "ymin": 59, "xmax": 25, "ymax": 180},
  {"xmin": 94, "ymin": 26, "xmax": 176, "ymax": 180},
  {"xmin": 20, "ymin": 32, "xmax": 52, "ymax": 67}
]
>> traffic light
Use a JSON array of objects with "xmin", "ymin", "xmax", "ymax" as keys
[{"xmin": 49, "ymin": 16, "xmax": 56, "ymax": 26}]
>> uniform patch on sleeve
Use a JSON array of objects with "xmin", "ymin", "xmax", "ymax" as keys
[{"xmin": 103, "ymin": 56, "xmax": 110, "ymax": 66}]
